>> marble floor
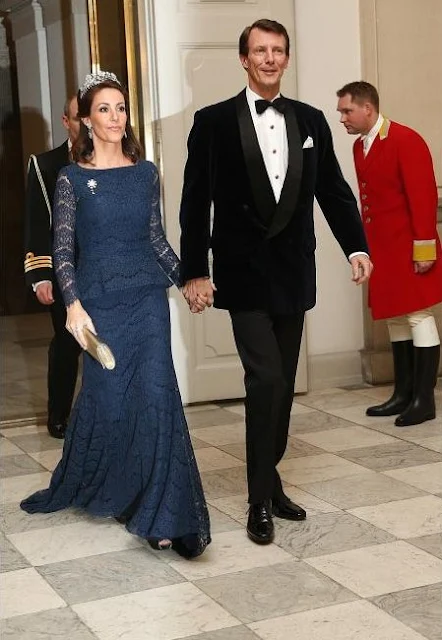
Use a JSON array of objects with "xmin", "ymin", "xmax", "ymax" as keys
[{"xmin": 1, "ymin": 314, "xmax": 442, "ymax": 639}]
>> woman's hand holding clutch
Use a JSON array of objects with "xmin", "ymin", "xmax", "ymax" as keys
[{"xmin": 66, "ymin": 300, "xmax": 96, "ymax": 349}]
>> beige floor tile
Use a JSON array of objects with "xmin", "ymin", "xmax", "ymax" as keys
[
  {"xmin": 289, "ymin": 411, "xmax": 359, "ymax": 435},
  {"xmin": 195, "ymin": 447, "xmax": 245, "ymax": 472},
  {"xmin": 275, "ymin": 511, "xmax": 394, "ymax": 559},
  {"xmin": 0, "ymin": 568, "xmax": 66, "ymax": 619},
  {"xmin": 357, "ymin": 385, "xmax": 394, "ymax": 401},
  {"xmin": 397, "ymin": 423, "xmax": 442, "ymax": 444},
  {"xmin": 186, "ymin": 409, "xmax": 242, "ymax": 430},
  {"xmin": 1, "ymin": 472, "xmax": 52, "ymax": 504},
  {"xmin": 281, "ymin": 485, "xmax": 341, "ymax": 513},
  {"xmin": 297, "ymin": 390, "xmax": 372, "ymax": 411},
  {"xmin": 201, "ymin": 466, "xmax": 248, "ymax": 500},
  {"xmin": 339, "ymin": 441, "xmax": 442, "ymax": 472},
  {"xmin": 169, "ymin": 530, "xmax": 292, "ymax": 580},
  {"xmin": 73, "ymin": 582, "xmax": 239, "ymax": 640},
  {"xmin": 299, "ymin": 470, "xmax": 425, "ymax": 509},
  {"xmin": 383, "ymin": 462, "xmax": 442, "ymax": 494},
  {"xmin": 0, "ymin": 439, "xmax": 24, "ymax": 457},
  {"xmin": 408, "ymin": 436, "xmax": 442, "ymax": 453},
  {"xmin": 349, "ymin": 495, "xmax": 442, "ymax": 539},
  {"xmin": 322, "ymin": 404, "xmax": 396, "ymax": 427},
  {"xmin": 295, "ymin": 426, "xmax": 398, "ymax": 452},
  {"xmin": 184, "ymin": 404, "xmax": 219, "ymax": 414},
  {"xmin": 278, "ymin": 453, "xmax": 369, "ymax": 485},
  {"xmin": 408, "ymin": 532, "xmax": 442, "ymax": 560},
  {"xmin": 305, "ymin": 540, "xmax": 442, "ymax": 597},
  {"xmin": 207, "ymin": 494, "xmax": 248, "ymax": 524},
  {"xmin": 8, "ymin": 518, "xmax": 143, "ymax": 566},
  {"xmin": 196, "ymin": 560, "xmax": 357, "ymax": 624},
  {"xmin": 28, "ymin": 449, "xmax": 62, "ymax": 472},
  {"xmin": 191, "ymin": 423, "xmax": 245, "ymax": 446},
  {"xmin": 371, "ymin": 582, "xmax": 442, "ymax": 640},
  {"xmin": 208, "ymin": 506, "xmax": 243, "ymax": 533},
  {"xmin": 222, "ymin": 403, "xmax": 245, "ymax": 417},
  {"xmin": 290, "ymin": 402, "xmax": 317, "ymax": 415},
  {"xmin": 0, "ymin": 425, "xmax": 47, "ymax": 437},
  {"xmin": 249, "ymin": 599, "xmax": 427, "ymax": 640}
]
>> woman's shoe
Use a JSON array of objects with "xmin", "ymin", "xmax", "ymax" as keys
[{"xmin": 148, "ymin": 538, "xmax": 172, "ymax": 550}]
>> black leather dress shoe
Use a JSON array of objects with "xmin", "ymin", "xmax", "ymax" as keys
[
  {"xmin": 47, "ymin": 422, "xmax": 67, "ymax": 439},
  {"xmin": 247, "ymin": 501, "xmax": 274, "ymax": 545},
  {"xmin": 272, "ymin": 498, "xmax": 306, "ymax": 521}
]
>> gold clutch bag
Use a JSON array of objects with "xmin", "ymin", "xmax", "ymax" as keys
[{"xmin": 83, "ymin": 328, "xmax": 116, "ymax": 370}]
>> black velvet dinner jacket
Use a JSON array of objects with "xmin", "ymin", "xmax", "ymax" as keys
[{"xmin": 179, "ymin": 89, "xmax": 368, "ymax": 314}]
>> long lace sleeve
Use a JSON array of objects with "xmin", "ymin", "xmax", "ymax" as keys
[
  {"xmin": 53, "ymin": 170, "xmax": 79, "ymax": 306},
  {"xmin": 149, "ymin": 165, "xmax": 181, "ymax": 287}
]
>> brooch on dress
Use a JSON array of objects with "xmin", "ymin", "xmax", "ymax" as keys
[{"xmin": 87, "ymin": 179, "xmax": 98, "ymax": 194}]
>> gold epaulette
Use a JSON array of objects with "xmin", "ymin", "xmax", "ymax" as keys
[
  {"xmin": 24, "ymin": 252, "xmax": 53, "ymax": 273},
  {"xmin": 413, "ymin": 240, "xmax": 437, "ymax": 262}
]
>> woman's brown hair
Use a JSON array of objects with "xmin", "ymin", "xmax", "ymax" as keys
[{"xmin": 72, "ymin": 79, "xmax": 143, "ymax": 164}]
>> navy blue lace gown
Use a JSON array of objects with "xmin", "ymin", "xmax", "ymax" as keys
[{"xmin": 21, "ymin": 161, "xmax": 211, "ymax": 558}]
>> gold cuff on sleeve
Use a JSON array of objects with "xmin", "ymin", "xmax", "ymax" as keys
[
  {"xmin": 24, "ymin": 252, "xmax": 53, "ymax": 273},
  {"xmin": 413, "ymin": 240, "xmax": 437, "ymax": 262}
]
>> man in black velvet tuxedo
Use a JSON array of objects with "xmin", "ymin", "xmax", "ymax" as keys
[
  {"xmin": 180, "ymin": 19, "xmax": 372, "ymax": 544},
  {"xmin": 24, "ymin": 97, "xmax": 82, "ymax": 439}
]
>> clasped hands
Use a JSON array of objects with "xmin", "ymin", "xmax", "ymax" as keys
[{"xmin": 182, "ymin": 277, "xmax": 216, "ymax": 313}]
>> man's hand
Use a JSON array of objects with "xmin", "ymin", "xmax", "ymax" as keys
[
  {"xmin": 35, "ymin": 281, "xmax": 54, "ymax": 305},
  {"xmin": 182, "ymin": 277, "xmax": 216, "ymax": 314},
  {"xmin": 350, "ymin": 254, "xmax": 373, "ymax": 285},
  {"xmin": 414, "ymin": 260, "xmax": 435, "ymax": 274},
  {"xmin": 66, "ymin": 300, "xmax": 96, "ymax": 349}
]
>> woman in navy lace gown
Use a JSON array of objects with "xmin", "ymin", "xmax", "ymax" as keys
[{"xmin": 21, "ymin": 71, "xmax": 211, "ymax": 559}]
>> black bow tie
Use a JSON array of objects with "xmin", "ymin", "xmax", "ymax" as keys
[{"xmin": 255, "ymin": 97, "xmax": 286, "ymax": 115}]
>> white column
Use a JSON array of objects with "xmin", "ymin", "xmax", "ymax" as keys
[
  {"xmin": 39, "ymin": 0, "xmax": 69, "ymax": 144},
  {"xmin": 293, "ymin": 0, "xmax": 364, "ymax": 387},
  {"xmin": 7, "ymin": 0, "xmax": 52, "ymax": 166},
  {"xmin": 69, "ymin": 0, "xmax": 90, "ymax": 91}
]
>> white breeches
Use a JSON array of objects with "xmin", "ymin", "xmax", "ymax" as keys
[{"xmin": 387, "ymin": 308, "xmax": 440, "ymax": 347}]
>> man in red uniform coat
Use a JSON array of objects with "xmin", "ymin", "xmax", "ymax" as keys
[{"xmin": 337, "ymin": 81, "xmax": 441, "ymax": 426}]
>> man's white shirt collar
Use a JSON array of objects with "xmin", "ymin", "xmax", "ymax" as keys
[
  {"xmin": 361, "ymin": 113, "xmax": 384, "ymax": 154},
  {"xmin": 246, "ymin": 86, "xmax": 281, "ymax": 113}
]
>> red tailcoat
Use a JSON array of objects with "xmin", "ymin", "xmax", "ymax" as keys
[{"xmin": 354, "ymin": 120, "xmax": 442, "ymax": 320}]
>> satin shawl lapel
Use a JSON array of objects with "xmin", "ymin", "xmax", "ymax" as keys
[
  {"xmin": 267, "ymin": 102, "xmax": 303, "ymax": 239},
  {"xmin": 235, "ymin": 90, "xmax": 276, "ymax": 226}
]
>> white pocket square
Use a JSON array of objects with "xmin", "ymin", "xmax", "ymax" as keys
[{"xmin": 302, "ymin": 136, "xmax": 314, "ymax": 149}]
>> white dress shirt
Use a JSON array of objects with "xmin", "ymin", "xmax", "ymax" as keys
[
  {"xmin": 361, "ymin": 113, "xmax": 384, "ymax": 156},
  {"xmin": 246, "ymin": 87, "xmax": 288, "ymax": 202},
  {"xmin": 246, "ymin": 87, "xmax": 367, "ymax": 262}
]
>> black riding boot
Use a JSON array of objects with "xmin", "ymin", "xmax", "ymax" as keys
[
  {"xmin": 395, "ymin": 345, "xmax": 440, "ymax": 427},
  {"xmin": 366, "ymin": 340, "xmax": 413, "ymax": 416}
]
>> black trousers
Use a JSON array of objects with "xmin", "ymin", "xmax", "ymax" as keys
[
  {"xmin": 230, "ymin": 309, "xmax": 304, "ymax": 504},
  {"xmin": 47, "ymin": 283, "xmax": 82, "ymax": 424}
]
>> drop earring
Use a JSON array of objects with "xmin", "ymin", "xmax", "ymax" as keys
[{"xmin": 87, "ymin": 124, "xmax": 93, "ymax": 139}]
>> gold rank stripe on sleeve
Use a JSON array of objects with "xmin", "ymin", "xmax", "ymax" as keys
[
  {"xmin": 413, "ymin": 239, "xmax": 437, "ymax": 262},
  {"xmin": 24, "ymin": 253, "xmax": 53, "ymax": 273}
]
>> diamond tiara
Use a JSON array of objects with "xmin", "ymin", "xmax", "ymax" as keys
[{"xmin": 79, "ymin": 71, "xmax": 121, "ymax": 99}]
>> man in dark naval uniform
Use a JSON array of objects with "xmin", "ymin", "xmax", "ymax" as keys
[
  {"xmin": 24, "ymin": 96, "xmax": 82, "ymax": 439},
  {"xmin": 180, "ymin": 19, "xmax": 373, "ymax": 544}
]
